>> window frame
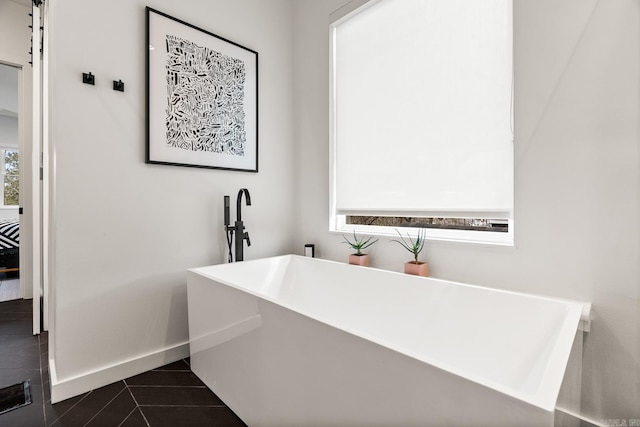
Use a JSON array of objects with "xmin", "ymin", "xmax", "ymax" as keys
[
  {"xmin": 329, "ymin": 213, "xmax": 514, "ymax": 246},
  {"xmin": 328, "ymin": 0, "xmax": 514, "ymax": 247}
]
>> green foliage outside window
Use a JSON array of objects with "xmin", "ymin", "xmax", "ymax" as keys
[{"xmin": 4, "ymin": 150, "xmax": 19, "ymax": 206}]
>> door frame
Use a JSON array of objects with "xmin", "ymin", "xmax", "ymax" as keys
[
  {"xmin": 0, "ymin": 1, "xmax": 43, "ymax": 336},
  {"xmin": 31, "ymin": 3, "xmax": 42, "ymax": 335}
]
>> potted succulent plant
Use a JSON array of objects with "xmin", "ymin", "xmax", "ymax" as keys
[
  {"xmin": 342, "ymin": 231, "xmax": 378, "ymax": 266},
  {"xmin": 391, "ymin": 228, "xmax": 429, "ymax": 276}
]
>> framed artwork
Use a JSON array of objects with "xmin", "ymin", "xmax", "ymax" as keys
[{"xmin": 145, "ymin": 7, "xmax": 258, "ymax": 172}]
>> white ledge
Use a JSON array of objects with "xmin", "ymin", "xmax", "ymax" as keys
[{"xmin": 579, "ymin": 303, "xmax": 592, "ymax": 332}]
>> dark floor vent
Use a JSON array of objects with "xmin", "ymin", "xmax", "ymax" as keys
[{"xmin": 0, "ymin": 380, "xmax": 32, "ymax": 415}]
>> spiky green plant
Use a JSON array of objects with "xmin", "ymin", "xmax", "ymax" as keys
[
  {"xmin": 342, "ymin": 231, "xmax": 378, "ymax": 255},
  {"xmin": 391, "ymin": 228, "xmax": 426, "ymax": 263}
]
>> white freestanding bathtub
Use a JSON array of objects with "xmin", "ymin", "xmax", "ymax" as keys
[{"xmin": 187, "ymin": 255, "xmax": 588, "ymax": 427}]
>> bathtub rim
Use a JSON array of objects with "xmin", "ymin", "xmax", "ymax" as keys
[{"xmin": 188, "ymin": 254, "xmax": 587, "ymax": 413}]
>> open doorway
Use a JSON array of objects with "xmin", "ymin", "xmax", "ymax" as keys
[
  {"xmin": 0, "ymin": 63, "xmax": 21, "ymax": 303},
  {"xmin": 0, "ymin": 0, "xmax": 41, "ymax": 336}
]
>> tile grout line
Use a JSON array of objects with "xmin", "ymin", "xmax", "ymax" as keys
[
  {"xmin": 137, "ymin": 404, "xmax": 228, "ymax": 408},
  {"xmin": 38, "ymin": 334, "xmax": 47, "ymax": 425},
  {"xmin": 116, "ymin": 406, "xmax": 141, "ymax": 427},
  {"xmin": 127, "ymin": 385, "xmax": 208, "ymax": 388},
  {"xmin": 124, "ymin": 380, "xmax": 151, "ymax": 427},
  {"xmin": 81, "ymin": 384, "xmax": 128, "ymax": 427},
  {"xmin": 45, "ymin": 389, "xmax": 93, "ymax": 426}
]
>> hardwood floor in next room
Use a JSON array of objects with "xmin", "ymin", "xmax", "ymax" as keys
[{"xmin": 0, "ymin": 298, "xmax": 246, "ymax": 426}]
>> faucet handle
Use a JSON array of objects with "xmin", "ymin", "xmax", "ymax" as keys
[{"xmin": 244, "ymin": 232, "xmax": 251, "ymax": 247}]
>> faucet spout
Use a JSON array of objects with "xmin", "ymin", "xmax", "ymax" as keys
[
  {"xmin": 236, "ymin": 188, "xmax": 251, "ymax": 222},
  {"xmin": 234, "ymin": 188, "xmax": 252, "ymax": 262}
]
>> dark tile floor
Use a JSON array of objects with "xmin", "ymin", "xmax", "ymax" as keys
[{"xmin": 0, "ymin": 298, "xmax": 247, "ymax": 426}]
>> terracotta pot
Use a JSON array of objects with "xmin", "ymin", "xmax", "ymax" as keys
[
  {"xmin": 349, "ymin": 254, "xmax": 370, "ymax": 267},
  {"xmin": 404, "ymin": 261, "xmax": 428, "ymax": 277}
]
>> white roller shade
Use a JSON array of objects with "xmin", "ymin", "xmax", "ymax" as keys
[{"xmin": 333, "ymin": 0, "xmax": 513, "ymax": 218}]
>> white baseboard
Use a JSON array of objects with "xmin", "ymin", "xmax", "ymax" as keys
[{"xmin": 49, "ymin": 341, "xmax": 190, "ymax": 404}]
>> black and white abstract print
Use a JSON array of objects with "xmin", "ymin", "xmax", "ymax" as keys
[{"xmin": 165, "ymin": 35, "xmax": 246, "ymax": 156}]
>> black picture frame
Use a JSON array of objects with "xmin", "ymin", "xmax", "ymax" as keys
[{"xmin": 145, "ymin": 7, "xmax": 258, "ymax": 172}]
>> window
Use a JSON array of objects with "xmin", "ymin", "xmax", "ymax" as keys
[
  {"xmin": 330, "ymin": 0, "xmax": 513, "ymax": 245},
  {"xmin": 0, "ymin": 148, "xmax": 19, "ymax": 206}
]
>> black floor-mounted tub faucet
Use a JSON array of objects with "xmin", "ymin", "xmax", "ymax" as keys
[{"xmin": 224, "ymin": 189, "xmax": 251, "ymax": 262}]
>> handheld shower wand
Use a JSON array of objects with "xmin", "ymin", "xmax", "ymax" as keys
[
  {"xmin": 224, "ymin": 196, "xmax": 234, "ymax": 263},
  {"xmin": 224, "ymin": 195, "xmax": 231, "ymax": 228}
]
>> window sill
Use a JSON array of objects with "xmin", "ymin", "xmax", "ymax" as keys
[{"xmin": 330, "ymin": 222, "xmax": 514, "ymax": 247}]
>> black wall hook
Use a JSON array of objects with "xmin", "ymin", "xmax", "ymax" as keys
[
  {"xmin": 113, "ymin": 80, "xmax": 125, "ymax": 92},
  {"xmin": 82, "ymin": 72, "xmax": 95, "ymax": 85}
]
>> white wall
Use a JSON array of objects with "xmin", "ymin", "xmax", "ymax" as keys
[
  {"xmin": 293, "ymin": 0, "xmax": 639, "ymax": 422},
  {"xmin": 48, "ymin": 0, "xmax": 295, "ymax": 401},
  {"xmin": 0, "ymin": 0, "xmax": 34, "ymax": 299},
  {"xmin": 0, "ymin": 62, "xmax": 19, "ymax": 115},
  {"xmin": 0, "ymin": 62, "xmax": 19, "ymax": 151}
]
